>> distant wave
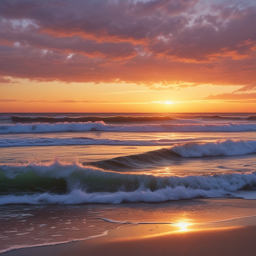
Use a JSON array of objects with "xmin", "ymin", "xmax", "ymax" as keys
[
  {"xmin": 2, "ymin": 121, "xmax": 256, "ymax": 133},
  {"xmin": 1, "ymin": 158, "xmax": 256, "ymax": 204},
  {"xmin": 9, "ymin": 114, "xmax": 256, "ymax": 123},
  {"xmin": 11, "ymin": 115, "xmax": 176, "ymax": 123},
  {"xmin": 0, "ymin": 115, "xmax": 11, "ymax": 120},
  {"xmin": 0, "ymin": 137, "xmax": 196, "ymax": 148},
  {"xmin": 195, "ymin": 114, "xmax": 256, "ymax": 121}
]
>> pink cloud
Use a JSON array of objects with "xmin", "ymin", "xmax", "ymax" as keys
[
  {"xmin": 205, "ymin": 92, "xmax": 256, "ymax": 100},
  {"xmin": 0, "ymin": 77, "xmax": 12, "ymax": 83}
]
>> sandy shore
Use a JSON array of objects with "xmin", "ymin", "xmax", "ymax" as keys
[{"xmin": 3, "ymin": 223, "xmax": 256, "ymax": 256}]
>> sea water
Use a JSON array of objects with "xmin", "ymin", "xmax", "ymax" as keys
[{"xmin": 1, "ymin": 113, "xmax": 256, "ymax": 253}]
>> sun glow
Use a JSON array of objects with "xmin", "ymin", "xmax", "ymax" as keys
[
  {"xmin": 175, "ymin": 222, "xmax": 191, "ymax": 232},
  {"xmin": 164, "ymin": 101, "xmax": 173, "ymax": 105}
]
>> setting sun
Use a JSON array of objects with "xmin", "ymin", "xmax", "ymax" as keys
[
  {"xmin": 164, "ymin": 101, "xmax": 174, "ymax": 105},
  {"xmin": 175, "ymin": 222, "xmax": 192, "ymax": 232}
]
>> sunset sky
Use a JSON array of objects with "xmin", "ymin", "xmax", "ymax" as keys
[{"xmin": 0, "ymin": 0, "xmax": 256, "ymax": 112}]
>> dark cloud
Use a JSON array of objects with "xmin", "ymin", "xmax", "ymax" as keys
[
  {"xmin": 0, "ymin": 0, "xmax": 255, "ymax": 87},
  {"xmin": 148, "ymin": 5, "xmax": 256, "ymax": 61},
  {"xmin": 0, "ymin": 44, "xmax": 255, "ymax": 87}
]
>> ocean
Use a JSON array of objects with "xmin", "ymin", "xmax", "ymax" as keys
[{"xmin": 1, "ymin": 113, "xmax": 256, "ymax": 253}]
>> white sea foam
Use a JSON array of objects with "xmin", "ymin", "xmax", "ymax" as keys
[
  {"xmin": 0, "ymin": 187, "xmax": 227, "ymax": 205},
  {"xmin": 2, "ymin": 121, "xmax": 256, "ymax": 133},
  {"xmin": 1, "ymin": 158, "xmax": 256, "ymax": 204},
  {"xmin": 171, "ymin": 139, "xmax": 256, "ymax": 157},
  {"xmin": 0, "ymin": 230, "xmax": 109, "ymax": 254},
  {"xmin": 0, "ymin": 185, "xmax": 253, "ymax": 205}
]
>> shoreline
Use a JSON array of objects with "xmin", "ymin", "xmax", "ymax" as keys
[
  {"xmin": 2, "ymin": 198, "xmax": 256, "ymax": 255},
  {"xmin": 3, "ymin": 217, "xmax": 256, "ymax": 256}
]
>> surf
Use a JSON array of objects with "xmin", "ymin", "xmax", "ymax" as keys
[{"xmin": 1, "ymin": 158, "xmax": 256, "ymax": 204}]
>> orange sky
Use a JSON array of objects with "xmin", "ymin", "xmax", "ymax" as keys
[{"xmin": 1, "ymin": 80, "xmax": 254, "ymax": 112}]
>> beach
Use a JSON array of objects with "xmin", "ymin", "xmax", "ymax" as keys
[
  {"xmin": 4, "ymin": 212, "xmax": 256, "ymax": 256},
  {"xmin": 2, "ymin": 197, "xmax": 256, "ymax": 255}
]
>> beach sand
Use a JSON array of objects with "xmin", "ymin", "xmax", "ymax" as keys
[{"xmin": 4, "ymin": 221, "xmax": 256, "ymax": 256}]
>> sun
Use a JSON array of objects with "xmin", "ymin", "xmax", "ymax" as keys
[
  {"xmin": 164, "ymin": 101, "xmax": 173, "ymax": 105},
  {"xmin": 175, "ymin": 222, "xmax": 191, "ymax": 232}
]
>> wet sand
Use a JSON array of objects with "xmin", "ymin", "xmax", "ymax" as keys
[{"xmin": 3, "ymin": 223, "xmax": 256, "ymax": 256}]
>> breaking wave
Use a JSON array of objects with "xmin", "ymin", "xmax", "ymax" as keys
[
  {"xmin": 170, "ymin": 139, "xmax": 256, "ymax": 157},
  {"xmin": 2, "ymin": 121, "xmax": 256, "ymax": 133},
  {"xmin": 0, "ymin": 188, "xmax": 228, "ymax": 205},
  {"xmin": 2, "ymin": 139, "xmax": 256, "ymax": 204},
  {"xmin": 1, "ymin": 143, "xmax": 256, "ymax": 204},
  {"xmin": 91, "ymin": 139, "xmax": 256, "ymax": 170}
]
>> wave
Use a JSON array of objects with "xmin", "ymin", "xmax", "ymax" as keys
[
  {"xmin": 1, "ymin": 139, "xmax": 256, "ymax": 170},
  {"xmin": 0, "ymin": 115, "xmax": 12, "ymax": 120},
  {"xmin": 90, "ymin": 139, "xmax": 256, "ymax": 170},
  {"xmin": 2, "ymin": 121, "xmax": 256, "ymax": 133},
  {"xmin": 10, "ymin": 114, "xmax": 256, "ymax": 123},
  {"xmin": 1, "ymin": 138, "xmax": 256, "ymax": 167},
  {"xmin": 11, "ymin": 115, "xmax": 176, "ymax": 123},
  {"xmin": 170, "ymin": 139, "xmax": 256, "ymax": 157},
  {"xmin": 196, "ymin": 115, "xmax": 256, "ymax": 121},
  {"xmin": 1, "ymin": 158, "xmax": 256, "ymax": 204},
  {"xmin": 0, "ymin": 187, "xmax": 227, "ymax": 205},
  {"xmin": 1, "ymin": 138, "xmax": 256, "ymax": 169},
  {"xmin": 0, "ymin": 137, "xmax": 196, "ymax": 148}
]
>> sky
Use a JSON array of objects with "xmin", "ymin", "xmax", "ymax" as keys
[{"xmin": 0, "ymin": 0, "xmax": 256, "ymax": 113}]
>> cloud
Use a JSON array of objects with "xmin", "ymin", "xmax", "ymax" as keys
[
  {"xmin": 0, "ymin": 77, "xmax": 12, "ymax": 83},
  {"xmin": 0, "ymin": 98, "xmax": 178, "ymax": 105},
  {"xmin": 0, "ymin": 0, "xmax": 196, "ymax": 43},
  {"xmin": 234, "ymin": 83, "xmax": 256, "ymax": 92},
  {"xmin": 205, "ymin": 92, "xmax": 256, "ymax": 101},
  {"xmin": 0, "ymin": 0, "xmax": 255, "ymax": 88},
  {"xmin": 0, "ymin": 76, "xmax": 19, "ymax": 85}
]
